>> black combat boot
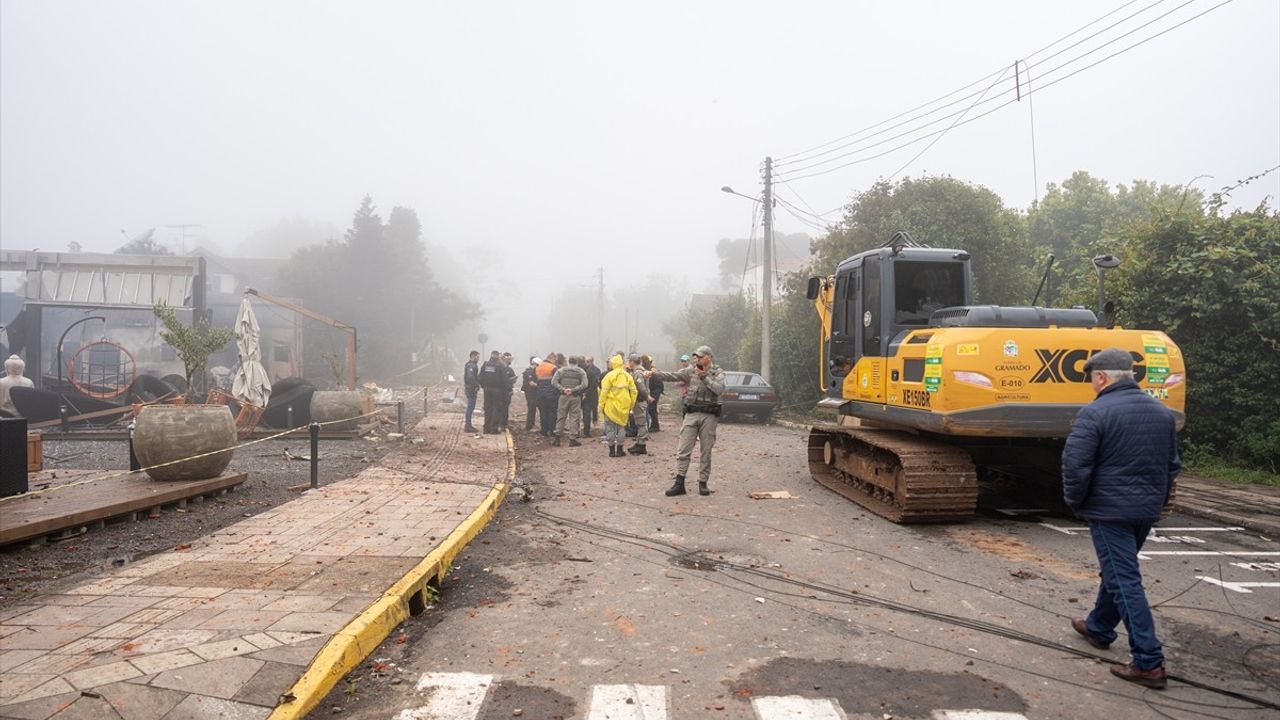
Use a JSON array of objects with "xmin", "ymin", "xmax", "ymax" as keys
[
  {"xmin": 665, "ymin": 476, "xmax": 687, "ymax": 496},
  {"xmin": 698, "ymin": 481, "xmax": 711, "ymax": 496},
  {"xmin": 608, "ymin": 445, "xmax": 617, "ymax": 457},
  {"xmin": 569, "ymin": 438, "xmax": 581, "ymax": 447},
  {"xmin": 552, "ymin": 436, "xmax": 562, "ymax": 447},
  {"xmin": 627, "ymin": 443, "xmax": 647, "ymax": 455}
]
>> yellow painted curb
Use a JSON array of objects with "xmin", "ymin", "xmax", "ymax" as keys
[{"xmin": 268, "ymin": 431, "xmax": 515, "ymax": 719}]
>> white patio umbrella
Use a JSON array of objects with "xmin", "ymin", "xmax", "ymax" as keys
[{"xmin": 232, "ymin": 296, "xmax": 272, "ymax": 407}]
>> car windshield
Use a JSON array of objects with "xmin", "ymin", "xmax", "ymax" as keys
[{"xmin": 724, "ymin": 372, "xmax": 769, "ymax": 388}]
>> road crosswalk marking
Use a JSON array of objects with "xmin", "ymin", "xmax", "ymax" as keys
[
  {"xmin": 936, "ymin": 707, "xmax": 1034, "ymax": 712},
  {"xmin": 396, "ymin": 672, "xmax": 493, "ymax": 720},
  {"xmin": 1197, "ymin": 575, "xmax": 1280, "ymax": 594},
  {"xmin": 395, "ymin": 673, "xmax": 1031, "ymax": 719},
  {"xmin": 752, "ymin": 695, "xmax": 846, "ymax": 719},
  {"xmin": 586, "ymin": 683, "xmax": 668, "ymax": 719},
  {"xmin": 1137, "ymin": 550, "xmax": 1280, "ymax": 559}
]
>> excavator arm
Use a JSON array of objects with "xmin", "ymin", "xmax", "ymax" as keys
[{"xmin": 244, "ymin": 288, "xmax": 357, "ymax": 390}]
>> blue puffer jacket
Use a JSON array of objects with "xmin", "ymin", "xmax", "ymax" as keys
[{"xmin": 1062, "ymin": 378, "xmax": 1180, "ymax": 523}]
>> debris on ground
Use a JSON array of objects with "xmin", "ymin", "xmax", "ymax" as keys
[{"xmin": 749, "ymin": 490, "xmax": 795, "ymax": 500}]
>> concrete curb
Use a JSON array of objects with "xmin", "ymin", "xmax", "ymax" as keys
[{"xmin": 267, "ymin": 431, "xmax": 515, "ymax": 720}]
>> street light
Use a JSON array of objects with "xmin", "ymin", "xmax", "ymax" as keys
[
  {"xmin": 721, "ymin": 186, "xmax": 760, "ymax": 203},
  {"xmin": 720, "ymin": 181, "xmax": 773, "ymax": 380}
]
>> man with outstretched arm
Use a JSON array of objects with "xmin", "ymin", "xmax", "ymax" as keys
[{"xmin": 646, "ymin": 345, "xmax": 725, "ymax": 497}]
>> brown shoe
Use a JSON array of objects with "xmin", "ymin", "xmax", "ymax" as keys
[
  {"xmin": 1072, "ymin": 618, "xmax": 1111, "ymax": 650},
  {"xmin": 1110, "ymin": 662, "xmax": 1167, "ymax": 689}
]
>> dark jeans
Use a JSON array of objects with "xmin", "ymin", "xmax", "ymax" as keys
[
  {"xmin": 583, "ymin": 393, "xmax": 598, "ymax": 435},
  {"xmin": 464, "ymin": 389, "xmax": 478, "ymax": 428},
  {"xmin": 647, "ymin": 394, "xmax": 662, "ymax": 430},
  {"xmin": 523, "ymin": 391, "xmax": 538, "ymax": 431},
  {"xmin": 537, "ymin": 381, "xmax": 557, "ymax": 435},
  {"xmin": 482, "ymin": 389, "xmax": 502, "ymax": 433},
  {"xmin": 498, "ymin": 391, "xmax": 512, "ymax": 431},
  {"xmin": 1086, "ymin": 521, "xmax": 1164, "ymax": 670}
]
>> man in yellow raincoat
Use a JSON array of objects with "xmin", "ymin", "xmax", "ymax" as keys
[{"xmin": 598, "ymin": 355, "xmax": 637, "ymax": 458}]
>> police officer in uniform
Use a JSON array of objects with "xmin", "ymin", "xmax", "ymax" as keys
[
  {"xmin": 647, "ymin": 345, "xmax": 725, "ymax": 496},
  {"xmin": 479, "ymin": 351, "xmax": 505, "ymax": 434},
  {"xmin": 626, "ymin": 353, "xmax": 650, "ymax": 454},
  {"xmin": 462, "ymin": 350, "xmax": 481, "ymax": 433},
  {"xmin": 551, "ymin": 355, "xmax": 589, "ymax": 446}
]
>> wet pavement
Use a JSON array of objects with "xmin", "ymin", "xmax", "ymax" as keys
[{"xmin": 325, "ymin": 414, "xmax": 1280, "ymax": 719}]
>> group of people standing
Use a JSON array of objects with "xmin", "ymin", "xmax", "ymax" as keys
[{"xmin": 462, "ymin": 345, "xmax": 727, "ymax": 497}]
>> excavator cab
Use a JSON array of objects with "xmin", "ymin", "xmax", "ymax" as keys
[{"xmin": 813, "ymin": 233, "xmax": 971, "ymax": 399}]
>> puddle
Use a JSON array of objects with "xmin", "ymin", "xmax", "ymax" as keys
[
  {"xmin": 728, "ymin": 656, "xmax": 1025, "ymax": 716},
  {"xmin": 478, "ymin": 681, "xmax": 576, "ymax": 720},
  {"xmin": 668, "ymin": 549, "xmax": 772, "ymax": 573}
]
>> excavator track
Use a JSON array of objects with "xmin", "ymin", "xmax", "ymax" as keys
[{"xmin": 808, "ymin": 424, "xmax": 978, "ymax": 523}]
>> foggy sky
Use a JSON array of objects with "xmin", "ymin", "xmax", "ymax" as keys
[{"xmin": 3, "ymin": 0, "xmax": 1277, "ymax": 358}]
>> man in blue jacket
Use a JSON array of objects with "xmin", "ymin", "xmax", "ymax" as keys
[{"xmin": 1062, "ymin": 347, "xmax": 1180, "ymax": 690}]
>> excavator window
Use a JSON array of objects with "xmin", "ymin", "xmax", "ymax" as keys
[
  {"xmin": 862, "ymin": 256, "xmax": 881, "ymax": 356},
  {"xmin": 893, "ymin": 261, "xmax": 965, "ymax": 326}
]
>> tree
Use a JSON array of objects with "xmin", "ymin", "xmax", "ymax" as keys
[
  {"xmin": 116, "ymin": 229, "xmax": 172, "ymax": 256},
  {"xmin": 153, "ymin": 302, "xmax": 235, "ymax": 402},
  {"xmin": 666, "ymin": 292, "xmax": 755, "ymax": 370},
  {"xmin": 814, "ymin": 176, "xmax": 1035, "ymax": 306},
  {"xmin": 280, "ymin": 197, "xmax": 476, "ymax": 379},
  {"xmin": 1028, "ymin": 172, "xmax": 1200, "ymax": 306},
  {"xmin": 1111, "ymin": 200, "xmax": 1279, "ymax": 470}
]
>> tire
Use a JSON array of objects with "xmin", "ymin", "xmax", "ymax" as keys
[{"xmin": 758, "ymin": 411, "xmax": 773, "ymax": 424}]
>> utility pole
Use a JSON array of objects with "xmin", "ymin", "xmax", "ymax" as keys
[
  {"xmin": 761, "ymin": 156, "xmax": 774, "ymax": 380},
  {"xmin": 597, "ymin": 267, "xmax": 605, "ymax": 361}
]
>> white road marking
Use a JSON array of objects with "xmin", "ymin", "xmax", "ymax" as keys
[
  {"xmin": 397, "ymin": 672, "xmax": 493, "ymax": 720},
  {"xmin": 1040, "ymin": 523, "xmax": 1078, "ymax": 535},
  {"xmin": 586, "ymin": 684, "xmax": 668, "ymax": 720},
  {"xmin": 1196, "ymin": 576, "xmax": 1280, "ymax": 594},
  {"xmin": 1041, "ymin": 524, "xmax": 1244, "ymax": 536},
  {"xmin": 1232, "ymin": 561, "xmax": 1280, "ymax": 571},
  {"xmin": 936, "ymin": 707, "xmax": 1034, "ymax": 712},
  {"xmin": 1137, "ymin": 551, "xmax": 1280, "ymax": 559},
  {"xmin": 752, "ymin": 695, "xmax": 847, "ymax": 719},
  {"xmin": 1148, "ymin": 535, "xmax": 1206, "ymax": 544}
]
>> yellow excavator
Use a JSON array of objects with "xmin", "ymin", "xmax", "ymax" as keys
[{"xmin": 805, "ymin": 232, "xmax": 1186, "ymax": 523}]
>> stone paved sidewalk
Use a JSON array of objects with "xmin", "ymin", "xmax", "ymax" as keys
[{"xmin": 0, "ymin": 412, "xmax": 508, "ymax": 719}]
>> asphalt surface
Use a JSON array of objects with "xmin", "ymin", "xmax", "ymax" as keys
[{"xmin": 322, "ymin": 416, "xmax": 1280, "ymax": 719}]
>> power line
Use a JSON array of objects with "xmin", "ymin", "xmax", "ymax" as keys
[
  {"xmin": 773, "ymin": 0, "xmax": 1206, "ymax": 179},
  {"xmin": 775, "ymin": 0, "xmax": 1235, "ymax": 185},
  {"xmin": 774, "ymin": 0, "xmax": 1156, "ymax": 167},
  {"xmin": 886, "ymin": 64, "xmax": 1013, "ymax": 181}
]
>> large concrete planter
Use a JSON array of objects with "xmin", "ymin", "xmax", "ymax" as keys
[
  {"xmin": 134, "ymin": 404, "xmax": 236, "ymax": 480},
  {"xmin": 310, "ymin": 391, "xmax": 371, "ymax": 431}
]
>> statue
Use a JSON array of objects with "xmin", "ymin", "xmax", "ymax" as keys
[{"xmin": 0, "ymin": 354, "xmax": 34, "ymax": 416}]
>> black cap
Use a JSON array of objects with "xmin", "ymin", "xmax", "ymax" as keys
[{"xmin": 1083, "ymin": 347, "xmax": 1133, "ymax": 373}]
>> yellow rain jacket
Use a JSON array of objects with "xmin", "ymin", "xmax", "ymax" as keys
[{"xmin": 598, "ymin": 355, "xmax": 637, "ymax": 426}]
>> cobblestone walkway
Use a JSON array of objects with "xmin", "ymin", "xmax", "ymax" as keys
[{"xmin": 0, "ymin": 413, "xmax": 508, "ymax": 719}]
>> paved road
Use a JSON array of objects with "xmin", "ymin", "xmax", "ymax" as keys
[{"xmin": 323, "ymin": 419, "xmax": 1280, "ymax": 719}]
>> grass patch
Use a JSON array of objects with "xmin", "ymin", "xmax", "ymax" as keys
[{"xmin": 1184, "ymin": 455, "xmax": 1280, "ymax": 487}]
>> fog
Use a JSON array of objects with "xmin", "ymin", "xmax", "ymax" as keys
[{"xmin": 3, "ymin": 0, "xmax": 1277, "ymax": 369}]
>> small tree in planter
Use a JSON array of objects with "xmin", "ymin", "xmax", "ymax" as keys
[{"xmin": 153, "ymin": 302, "xmax": 235, "ymax": 403}]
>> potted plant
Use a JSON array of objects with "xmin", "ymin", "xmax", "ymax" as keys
[{"xmin": 132, "ymin": 303, "xmax": 238, "ymax": 480}]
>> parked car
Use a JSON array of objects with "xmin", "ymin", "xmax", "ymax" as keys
[{"xmin": 720, "ymin": 372, "xmax": 779, "ymax": 422}]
